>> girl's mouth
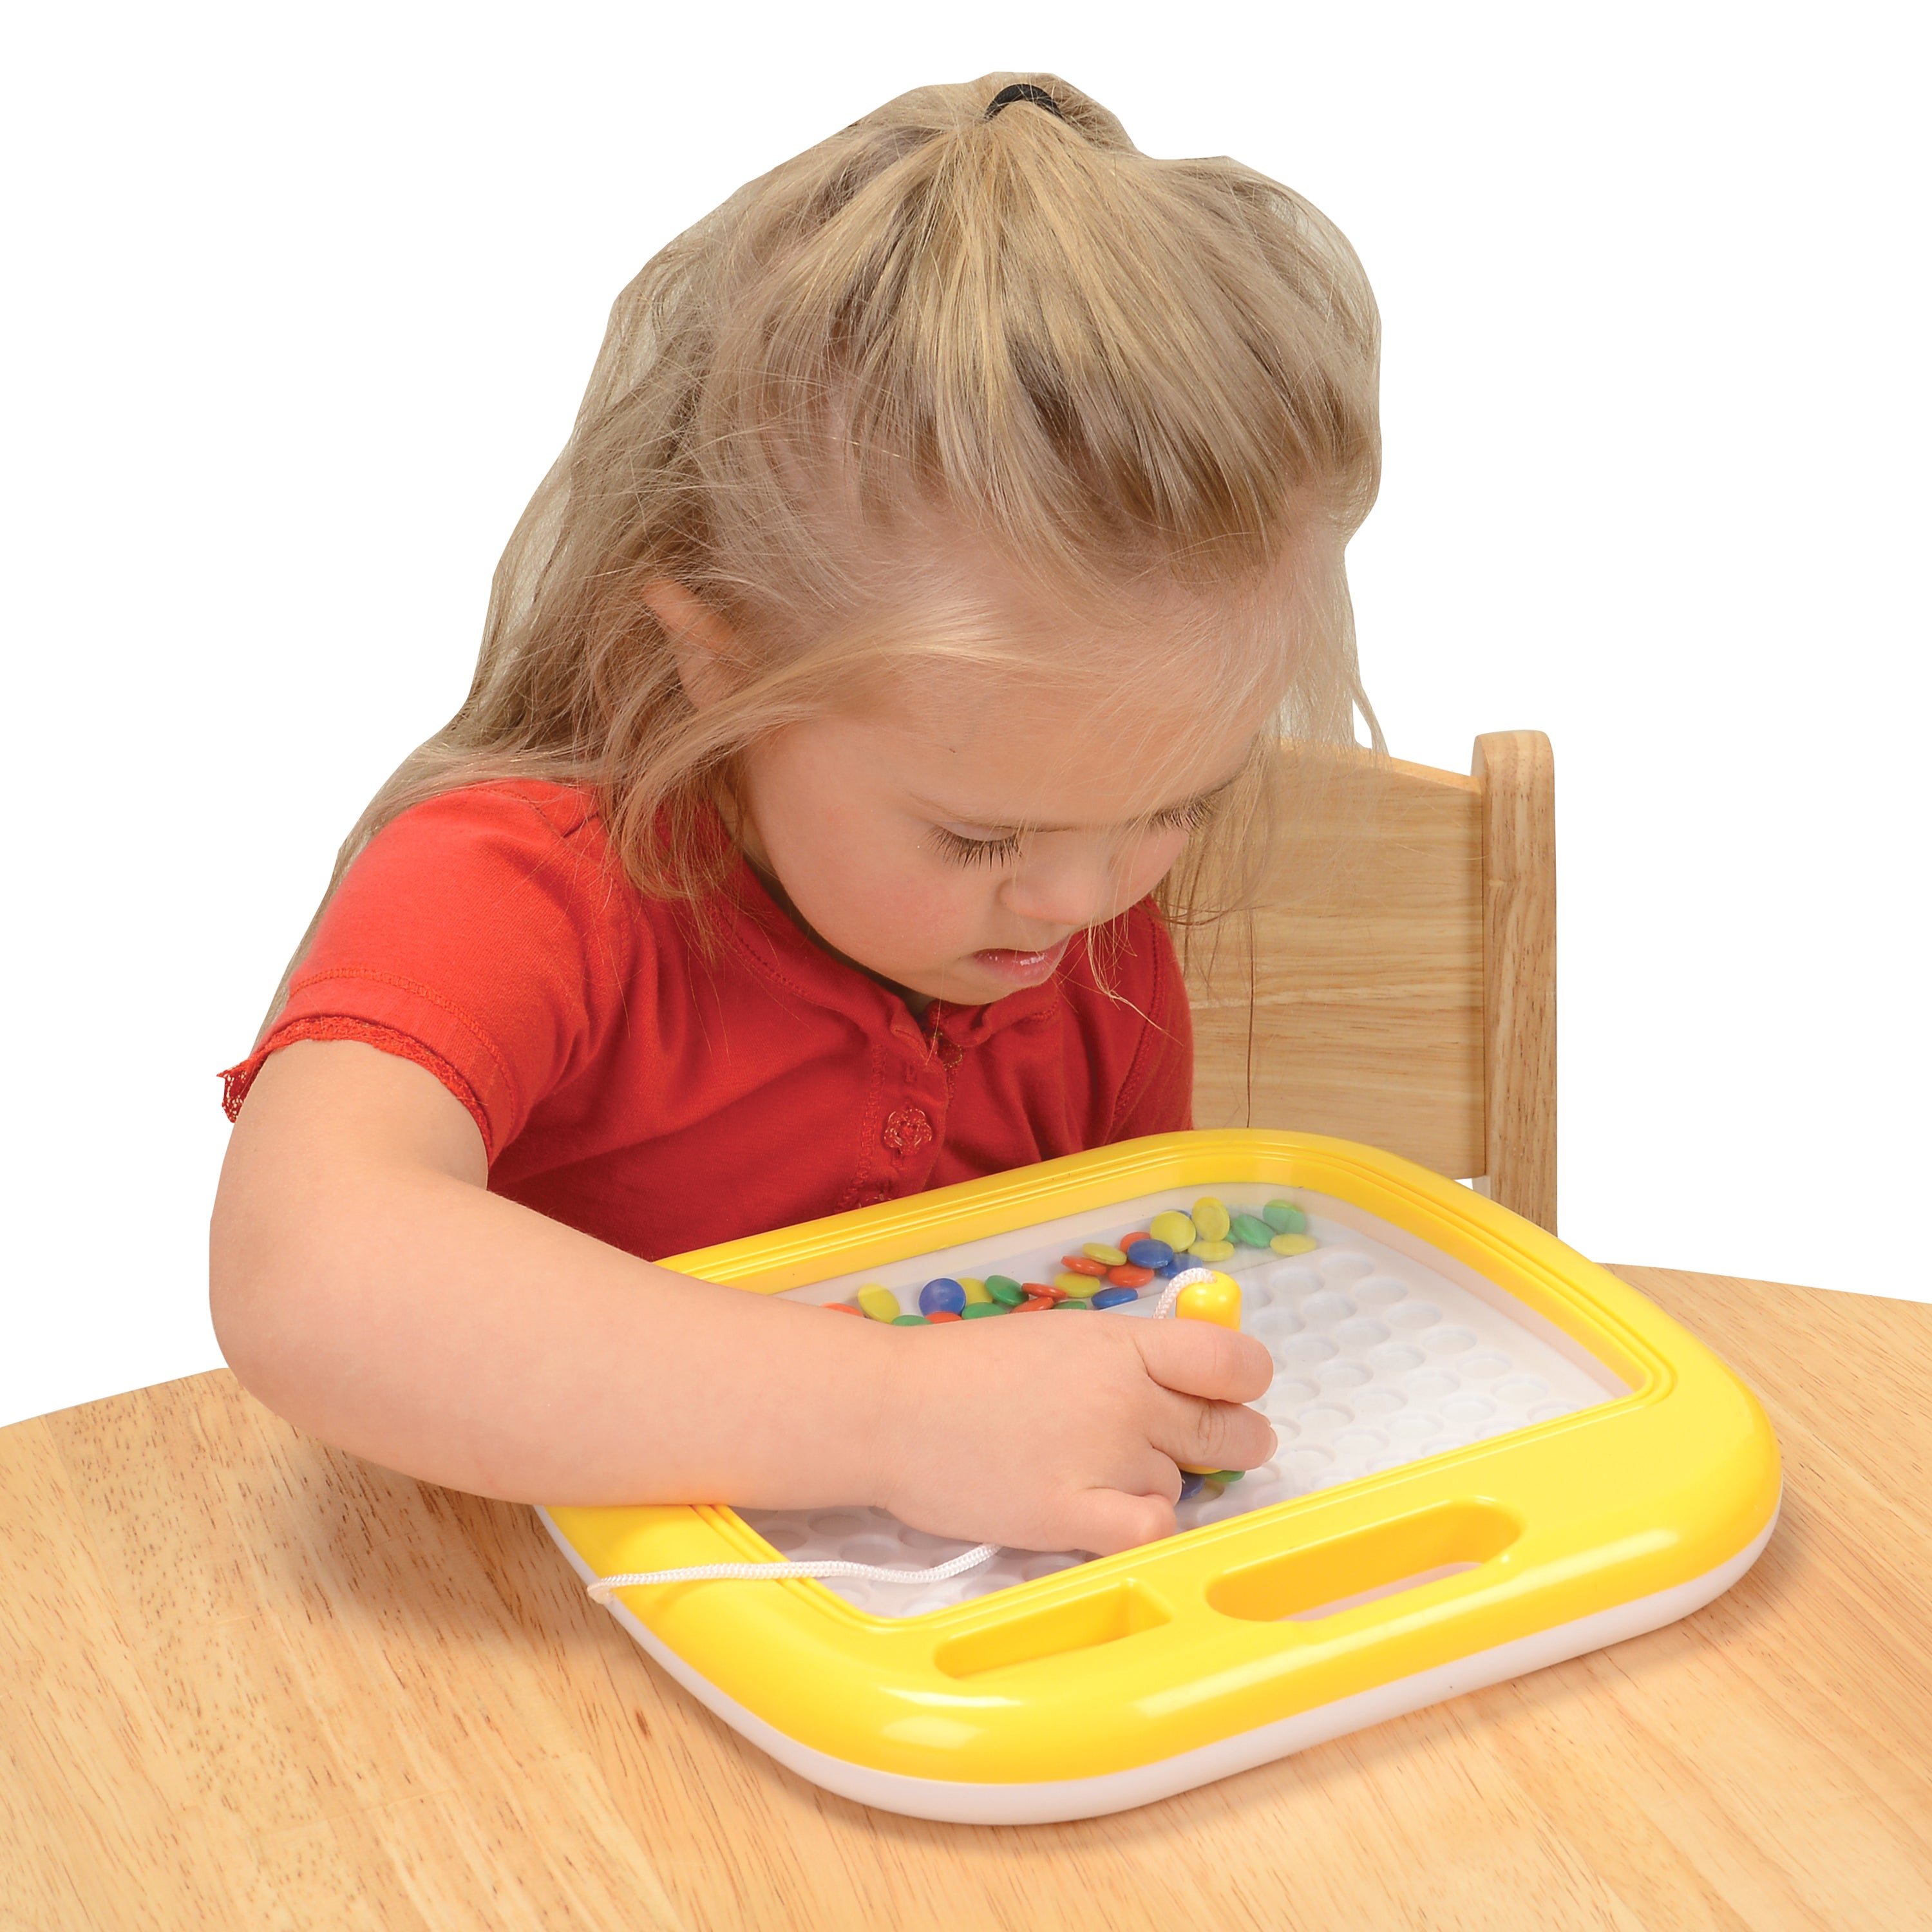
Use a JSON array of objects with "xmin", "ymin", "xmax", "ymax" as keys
[{"xmin": 970, "ymin": 938, "xmax": 1071, "ymax": 987}]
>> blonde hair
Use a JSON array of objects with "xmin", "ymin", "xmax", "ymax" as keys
[{"xmin": 271, "ymin": 73, "xmax": 1382, "ymax": 1020}]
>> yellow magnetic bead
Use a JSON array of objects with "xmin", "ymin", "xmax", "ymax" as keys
[
  {"xmin": 1081, "ymin": 1242, "xmax": 1128, "ymax": 1267},
  {"xmin": 857, "ymin": 1285, "xmax": 901, "ymax": 1323},
  {"xmin": 960, "ymin": 1276, "xmax": 991, "ymax": 1303},
  {"xmin": 1192, "ymin": 1197, "xmax": 1231, "ymax": 1243},
  {"xmin": 1188, "ymin": 1238, "xmax": 1235, "ymax": 1262},
  {"xmin": 1177, "ymin": 1271, "xmax": 1242, "ymax": 1330},
  {"xmin": 1149, "ymin": 1210, "xmax": 1197, "ymax": 1250},
  {"xmin": 1053, "ymin": 1271, "xmax": 1095, "ymax": 1297},
  {"xmin": 1269, "ymin": 1232, "xmax": 1318, "ymax": 1257}
]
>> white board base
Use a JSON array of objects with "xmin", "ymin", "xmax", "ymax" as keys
[{"xmin": 538, "ymin": 1504, "xmax": 1777, "ymax": 1825}]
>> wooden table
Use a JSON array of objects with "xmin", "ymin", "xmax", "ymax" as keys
[{"xmin": 5, "ymin": 1267, "xmax": 1928, "ymax": 1931}]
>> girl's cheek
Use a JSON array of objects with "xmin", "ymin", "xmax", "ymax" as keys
[{"xmin": 1117, "ymin": 829, "xmax": 1190, "ymax": 907}]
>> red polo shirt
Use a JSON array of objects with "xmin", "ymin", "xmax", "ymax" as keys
[{"xmin": 222, "ymin": 782, "xmax": 1193, "ymax": 1262}]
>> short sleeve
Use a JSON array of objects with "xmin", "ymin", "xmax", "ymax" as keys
[
  {"xmin": 220, "ymin": 784, "xmax": 634, "ymax": 1159},
  {"xmin": 1105, "ymin": 904, "xmax": 1195, "ymax": 1141}
]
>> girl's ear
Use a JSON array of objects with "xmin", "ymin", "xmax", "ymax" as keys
[{"xmin": 643, "ymin": 580, "xmax": 737, "ymax": 710}]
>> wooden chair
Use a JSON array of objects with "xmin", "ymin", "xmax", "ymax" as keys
[{"xmin": 1186, "ymin": 731, "xmax": 1557, "ymax": 1232}]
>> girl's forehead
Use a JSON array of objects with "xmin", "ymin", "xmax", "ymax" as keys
[{"xmin": 849, "ymin": 677, "xmax": 1267, "ymax": 826}]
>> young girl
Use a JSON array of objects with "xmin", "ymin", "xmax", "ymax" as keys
[{"xmin": 210, "ymin": 74, "xmax": 1382, "ymax": 1563}]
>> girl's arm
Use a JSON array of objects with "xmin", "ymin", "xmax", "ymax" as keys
[{"xmin": 210, "ymin": 1039, "xmax": 1274, "ymax": 1556}]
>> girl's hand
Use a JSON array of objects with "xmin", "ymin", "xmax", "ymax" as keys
[{"xmin": 864, "ymin": 1311, "xmax": 1275, "ymax": 1556}]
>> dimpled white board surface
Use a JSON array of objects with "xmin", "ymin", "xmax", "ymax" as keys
[{"xmin": 737, "ymin": 1185, "xmax": 1629, "ymax": 1616}]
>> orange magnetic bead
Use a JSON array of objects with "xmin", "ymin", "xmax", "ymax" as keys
[
  {"xmin": 1118, "ymin": 1232, "xmax": 1151, "ymax": 1251},
  {"xmin": 826, "ymin": 1303, "xmax": 862, "ymax": 1315},
  {"xmin": 1059, "ymin": 1255, "xmax": 1109, "ymax": 1278},
  {"xmin": 925, "ymin": 1309, "xmax": 963, "ymax": 1323},
  {"xmin": 1016, "ymin": 1295, "xmax": 1054, "ymax": 1312},
  {"xmin": 1106, "ymin": 1264, "xmax": 1155, "ymax": 1288}
]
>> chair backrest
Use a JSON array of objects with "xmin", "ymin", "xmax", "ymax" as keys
[{"xmin": 1186, "ymin": 730, "xmax": 1557, "ymax": 1231}]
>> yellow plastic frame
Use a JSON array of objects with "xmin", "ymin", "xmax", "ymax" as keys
[{"xmin": 547, "ymin": 1131, "xmax": 1779, "ymax": 1786}]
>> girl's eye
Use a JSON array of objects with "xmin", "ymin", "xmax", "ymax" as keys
[
  {"xmin": 1146, "ymin": 795, "xmax": 1217, "ymax": 835},
  {"xmin": 931, "ymin": 826, "xmax": 1025, "ymax": 868}
]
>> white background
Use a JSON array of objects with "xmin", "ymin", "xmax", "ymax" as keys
[{"xmin": 4, "ymin": 2, "xmax": 1926, "ymax": 1430}]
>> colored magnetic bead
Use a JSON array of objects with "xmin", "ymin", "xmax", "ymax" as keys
[
  {"xmin": 1060, "ymin": 1255, "xmax": 1109, "ymax": 1278},
  {"xmin": 1106, "ymin": 1264, "xmax": 1155, "ymax": 1288},
  {"xmin": 1091, "ymin": 1285, "xmax": 1141, "ymax": 1310},
  {"xmin": 1230, "ymin": 1213, "xmax": 1276, "ymax": 1248},
  {"xmin": 987, "ymin": 1277, "xmax": 1027, "ymax": 1305},
  {"xmin": 962, "ymin": 1302, "xmax": 1004, "ymax": 1318},
  {"xmin": 1081, "ymin": 1242, "xmax": 1128, "ymax": 1267},
  {"xmin": 1188, "ymin": 1239, "xmax": 1235, "ymax": 1262},
  {"xmin": 918, "ymin": 1277, "xmax": 967, "ymax": 1316},
  {"xmin": 1053, "ymin": 1271, "xmax": 1095, "ymax": 1297},
  {"xmin": 1124, "ymin": 1237, "xmax": 1174, "ymax": 1269},
  {"xmin": 1192, "ymin": 1197, "xmax": 1231, "ymax": 1243},
  {"xmin": 890, "ymin": 1313, "xmax": 930, "ymax": 1325},
  {"xmin": 1149, "ymin": 1210, "xmax": 1196, "ymax": 1249},
  {"xmin": 960, "ymin": 1276, "xmax": 992, "ymax": 1303},
  {"xmin": 1179, "ymin": 1473, "xmax": 1205, "ymax": 1502},
  {"xmin": 857, "ymin": 1285, "xmax": 901, "ymax": 1322},
  {"xmin": 1262, "ymin": 1200, "xmax": 1307, "ymax": 1236},
  {"xmin": 925, "ymin": 1309, "xmax": 963, "ymax": 1323},
  {"xmin": 1054, "ymin": 1298, "xmax": 1092, "ymax": 1309},
  {"xmin": 1270, "ymin": 1232, "xmax": 1318, "ymax": 1257},
  {"xmin": 826, "ymin": 1302, "xmax": 862, "ymax": 1315}
]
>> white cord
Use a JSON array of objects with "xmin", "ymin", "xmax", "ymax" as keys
[
  {"xmin": 587, "ymin": 1540, "xmax": 999, "ymax": 1602},
  {"xmin": 583, "ymin": 1268, "xmax": 1215, "ymax": 1605},
  {"xmin": 1151, "ymin": 1265, "xmax": 1214, "ymax": 1320}
]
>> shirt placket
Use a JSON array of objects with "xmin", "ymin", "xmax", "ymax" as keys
[{"xmin": 873, "ymin": 1012, "xmax": 962, "ymax": 1198}]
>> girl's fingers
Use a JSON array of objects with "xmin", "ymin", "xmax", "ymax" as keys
[
  {"xmin": 1126, "ymin": 1313, "xmax": 1273, "ymax": 1404},
  {"xmin": 1056, "ymin": 1487, "xmax": 1179, "ymax": 1557},
  {"xmin": 1150, "ymin": 1393, "xmax": 1278, "ymax": 1476}
]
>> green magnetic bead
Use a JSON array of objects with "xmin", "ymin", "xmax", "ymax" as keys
[
  {"xmin": 1211, "ymin": 1469, "xmax": 1245, "ymax": 1482},
  {"xmin": 1052, "ymin": 1298, "xmax": 1092, "ymax": 1310},
  {"xmin": 961, "ymin": 1302, "xmax": 1004, "ymax": 1318},
  {"xmin": 890, "ymin": 1313, "xmax": 931, "ymax": 1325},
  {"xmin": 987, "ymin": 1277, "xmax": 1027, "ymax": 1305},
  {"xmin": 1229, "ymin": 1213, "xmax": 1276, "ymax": 1247},
  {"xmin": 1261, "ymin": 1200, "xmax": 1307, "ymax": 1235}
]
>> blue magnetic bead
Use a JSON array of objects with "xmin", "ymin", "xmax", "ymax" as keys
[
  {"xmin": 1178, "ymin": 1473, "xmax": 1206, "ymax": 1502},
  {"xmin": 1091, "ymin": 1285, "xmax": 1141, "ymax": 1310},
  {"xmin": 918, "ymin": 1278, "xmax": 967, "ymax": 1316},
  {"xmin": 1155, "ymin": 1256, "xmax": 1186, "ymax": 1278},
  {"xmin": 1124, "ymin": 1237, "xmax": 1174, "ymax": 1269}
]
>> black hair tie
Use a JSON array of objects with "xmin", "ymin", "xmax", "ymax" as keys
[{"xmin": 985, "ymin": 83, "xmax": 1063, "ymax": 122}]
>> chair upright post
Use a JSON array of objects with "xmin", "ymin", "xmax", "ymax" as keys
[{"xmin": 1473, "ymin": 732, "xmax": 1558, "ymax": 1233}]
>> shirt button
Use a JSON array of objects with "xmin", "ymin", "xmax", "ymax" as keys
[{"xmin": 882, "ymin": 1106, "xmax": 934, "ymax": 1153}]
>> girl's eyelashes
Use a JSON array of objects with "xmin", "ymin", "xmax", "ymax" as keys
[
  {"xmin": 931, "ymin": 826, "xmax": 1026, "ymax": 867},
  {"xmin": 929, "ymin": 794, "xmax": 1215, "ymax": 869},
  {"xmin": 1146, "ymin": 795, "xmax": 1217, "ymax": 834}
]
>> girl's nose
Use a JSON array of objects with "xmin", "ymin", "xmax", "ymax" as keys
[{"xmin": 1000, "ymin": 844, "xmax": 1120, "ymax": 933}]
